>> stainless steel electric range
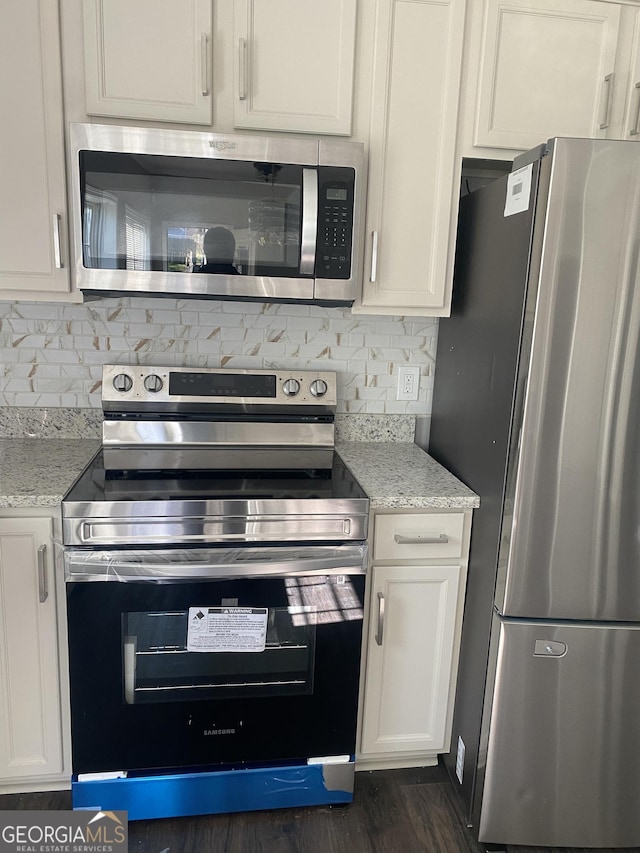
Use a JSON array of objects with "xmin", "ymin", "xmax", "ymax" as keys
[{"xmin": 60, "ymin": 365, "xmax": 369, "ymax": 821}]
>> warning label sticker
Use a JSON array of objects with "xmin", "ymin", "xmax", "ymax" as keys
[{"xmin": 187, "ymin": 606, "xmax": 268, "ymax": 652}]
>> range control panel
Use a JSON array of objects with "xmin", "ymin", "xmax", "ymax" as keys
[{"xmin": 102, "ymin": 365, "xmax": 338, "ymax": 409}]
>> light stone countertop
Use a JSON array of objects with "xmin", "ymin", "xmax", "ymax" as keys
[
  {"xmin": 337, "ymin": 441, "xmax": 479, "ymax": 509},
  {"xmin": 0, "ymin": 439, "xmax": 100, "ymax": 508},
  {"xmin": 0, "ymin": 438, "xmax": 478, "ymax": 511}
]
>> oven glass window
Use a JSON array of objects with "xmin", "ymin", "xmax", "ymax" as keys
[
  {"xmin": 79, "ymin": 151, "xmax": 304, "ymax": 277},
  {"xmin": 122, "ymin": 606, "xmax": 316, "ymax": 704}
]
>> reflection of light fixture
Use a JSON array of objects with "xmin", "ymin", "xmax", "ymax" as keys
[
  {"xmin": 253, "ymin": 162, "xmax": 282, "ymax": 183},
  {"xmin": 248, "ymin": 199, "xmax": 286, "ymax": 247}
]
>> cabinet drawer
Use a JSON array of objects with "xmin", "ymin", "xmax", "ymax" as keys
[{"xmin": 373, "ymin": 512, "xmax": 465, "ymax": 561}]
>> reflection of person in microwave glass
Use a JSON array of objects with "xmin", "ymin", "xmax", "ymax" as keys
[{"xmin": 196, "ymin": 227, "xmax": 239, "ymax": 274}]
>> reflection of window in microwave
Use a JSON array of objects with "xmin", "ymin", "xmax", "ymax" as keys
[{"xmin": 80, "ymin": 151, "xmax": 303, "ymax": 274}]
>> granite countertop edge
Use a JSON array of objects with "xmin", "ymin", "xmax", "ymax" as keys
[
  {"xmin": 0, "ymin": 438, "xmax": 101, "ymax": 509},
  {"xmin": 0, "ymin": 438, "xmax": 479, "ymax": 511},
  {"xmin": 337, "ymin": 441, "xmax": 479, "ymax": 510}
]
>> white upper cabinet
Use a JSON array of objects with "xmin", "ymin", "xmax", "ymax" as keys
[
  {"xmin": 355, "ymin": 0, "xmax": 468, "ymax": 316},
  {"xmin": 619, "ymin": 5, "xmax": 640, "ymax": 139},
  {"xmin": 468, "ymin": 0, "xmax": 640, "ymax": 153},
  {"xmin": 233, "ymin": 0, "xmax": 357, "ymax": 134},
  {"xmin": 81, "ymin": 0, "xmax": 356, "ymax": 135},
  {"xmin": 83, "ymin": 0, "xmax": 213, "ymax": 124},
  {"xmin": 0, "ymin": 0, "xmax": 70, "ymax": 298}
]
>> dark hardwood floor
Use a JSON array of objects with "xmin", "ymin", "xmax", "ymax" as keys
[{"xmin": 1, "ymin": 765, "xmax": 639, "ymax": 853}]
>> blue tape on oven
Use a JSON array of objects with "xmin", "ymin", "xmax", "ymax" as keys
[{"xmin": 72, "ymin": 761, "xmax": 355, "ymax": 820}]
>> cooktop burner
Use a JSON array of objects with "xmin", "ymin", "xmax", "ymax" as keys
[{"xmin": 65, "ymin": 449, "xmax": 366, "ymax": 504}]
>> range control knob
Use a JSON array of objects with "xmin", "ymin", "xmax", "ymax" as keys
[
  {"xmin": 282, "ymin": 378, "xmax": 301, "ymax": 397},
  {"xmin": 310, "ymin": 379, "xmax": 329, "ymax": 398},
  {"xmin": 143, "ymin": 374, "xmax": 164, "ymax": 393},
  {"xmin": 113, "ymin": 373, "xmax": 133, "ymax": 393}
]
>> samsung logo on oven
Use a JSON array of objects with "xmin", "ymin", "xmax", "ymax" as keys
[
  {"xmin": 204, "ymin": 728, "xmax": 236, "ymax": 736},
  {"xmin": 209, "ymin": 140, "xmax": 236, "ymax": 151}
]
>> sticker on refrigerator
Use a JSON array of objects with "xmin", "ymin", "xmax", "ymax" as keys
[
  {"xmin": 504, "ymin": 163, "xmax": 533, "ymax": 217},
  {"xmin": 187, "ymin": 606, "xmax": 268, "ymax": 652}
]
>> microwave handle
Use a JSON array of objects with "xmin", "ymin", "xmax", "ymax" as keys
[{"xmin": 300, "ymin": 168, "xmax": 318, "ymax": 276}]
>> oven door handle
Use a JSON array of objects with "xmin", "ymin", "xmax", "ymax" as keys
[{"xmin": 63, "ymin": 544, "xmax": 368, "ymax": 581}]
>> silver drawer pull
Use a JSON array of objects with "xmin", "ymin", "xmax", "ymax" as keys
[
  {"xmin": 630, "ymin": 81, "xmax": 640, "ymax": 136},
  {"xmin": 238, "ymin": 38, "xmax": 247, "ymax": 101},
  {"xmin": 375, "ymin": 592, "xmax": 385, "ymax": 646},
  {"xmin": 393, "ymin": 533, "xmax": 449, "ymax": 545},
  {"xmin": 201, "ymin": 33, "xmax": 210, "ymax": 96},
  {"xmin": 599, "ymin": 72, "xmax": 614, "ymax": 130},
  {"xmin": 52, "ymin": 214, "xmax": 63, "ymax": 268},
  {"xmin": 37, "ymin": 544, "xmax": 48, "ymax": 603},
  {"xmin": 370, "ymin": 230, "xmax": 379, "ymax": 282}
]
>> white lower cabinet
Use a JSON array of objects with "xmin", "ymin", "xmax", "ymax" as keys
[
  {"xmin": 0, "ymin": 514, "xmax": 70, "ymax": 792},
  {"xmin": 358, "ymin": 510, "xmax": 471, "ymax": 769}
]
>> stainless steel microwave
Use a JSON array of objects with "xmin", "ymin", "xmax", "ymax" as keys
[{"xmin": 69, "ymin": 123, "xmax": 365, "ymax": 306}]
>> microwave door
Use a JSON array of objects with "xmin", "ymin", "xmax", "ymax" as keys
[{"xmin": 300, "ymin": 168, "xmax": 318, "ymax": 276}]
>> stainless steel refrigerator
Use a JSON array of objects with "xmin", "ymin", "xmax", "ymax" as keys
[{"xmin": 429, "ymin": 137, "xmax": 640, "ymax": 850}]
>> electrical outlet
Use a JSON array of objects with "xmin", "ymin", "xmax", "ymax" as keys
[{"xmin": 397, "ymin": 366, "xmax": 420, "ymax": 401}]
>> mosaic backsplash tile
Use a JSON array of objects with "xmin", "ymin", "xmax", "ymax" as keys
[{"xmin": 0, "ymin": 297, "xmax": 438, "ymax": 415}]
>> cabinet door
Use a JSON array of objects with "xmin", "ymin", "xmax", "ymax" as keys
[
  {"xmin": 360, "ymin": 563, "xmax": 461, "ymax": 755},
  {"xmin": 0, "ymin": 518, "xmax": 62, "ymax": 781},
  {"xmin": 357, "ymin": 0, "xmax": 467, "ymax": 315},
  {"xmin": 233, "ymin": 0, "xmax": 356, "ymax": 134},
  {"xmin": 83, "ymin": 0, "xmax": 213, "ymax": 124},
  {"xmin": 474, "ymin": 0, "xmax": 621, "ymax": 150},
  {"xmin": 0, "ymin": 0, "xmax": 69, "ymax": 296},
  {"xmin": 620, "ymin": 7, "xmax": 640, "ymax": 140}
]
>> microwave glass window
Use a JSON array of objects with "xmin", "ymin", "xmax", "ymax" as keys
[{"xmin": 79, "ymin": 152, "xmax": 304, "ymax": 277}]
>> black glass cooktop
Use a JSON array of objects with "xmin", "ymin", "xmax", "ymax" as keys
[{"xmin": 63, "ymin": 450, "xmax": 366, "ymax": 503}]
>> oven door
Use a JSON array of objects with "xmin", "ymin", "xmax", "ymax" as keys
[{"xmin": 64, "ymin": 544, "xmax": 366, "ymax": 776}]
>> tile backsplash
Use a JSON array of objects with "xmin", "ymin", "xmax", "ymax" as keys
[{"xmin": 0, "ymin": 298, "xmax": 438, "ymax": 414}]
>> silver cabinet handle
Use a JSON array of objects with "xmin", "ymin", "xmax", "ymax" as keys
[
  {"xmin": 201, "ymin": 33, "xmax": 210, "ymax": 96},
  {"xmin": 630, "ymin": 82, "xmax": 640, "ymax": 136},
  {"xmin": 394, "ymin": 533, "xmax": 449, "ymax": 545},
  {"xmin": 300, "ymin": 168, "xmax": 318, "ymax": 276},
  {"xmin": 599, "ymin": 72, "xmax": 614, "ymax": 130},
  {"xmin": 370, "ymin": 230, "xmax": 378, "ymax": 282},
  {"xmin": 52, "ymin": 214, "xmax": 63, "ymax": 268},
  {"xmin": 238, "ymin": 38, "xmax": 247, "ymax": 101},
  {"xmin": 375, "ymin": 592, "xmax": 385, "ymax": 646},
  {"xmin": 37, "ymin": 544, "xmax": 48, "ymax": 603}
]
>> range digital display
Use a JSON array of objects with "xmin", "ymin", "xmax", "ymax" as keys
[{"xmin": 168, "ymin": 372, "xmax": 277, "ymax": 398}]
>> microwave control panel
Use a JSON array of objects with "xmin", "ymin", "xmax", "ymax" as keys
[{"xmin": 316, "ymin": 168, "xmax": 354, "ymax": 279}]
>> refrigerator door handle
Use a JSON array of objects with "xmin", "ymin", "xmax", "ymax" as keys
[
  {"xmin": 533, "ymin": 639, "xmax": 567, "ymax": 657},
  {"xmin": 393, "ymin": 533, "xmax": 449, "ymax": 545}
]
